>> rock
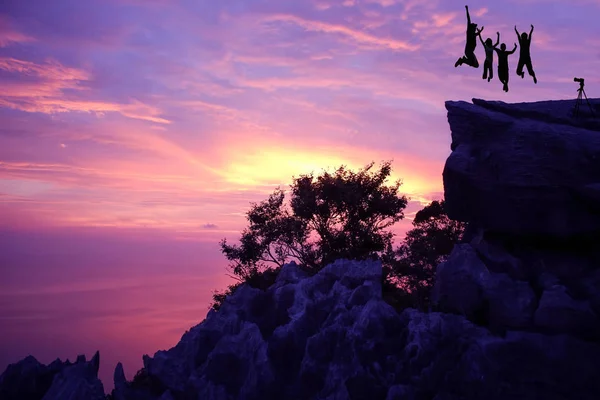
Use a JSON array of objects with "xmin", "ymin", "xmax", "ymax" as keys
[
  {"xmin": 272, "ymin": 260, "xmax": 309, "ymax": 288},
  {"xmin": 158, "ymin": 390, "xmax": 174, "ymax": 400},
  {"xmin": 581, "ymin": 269, "xmax": 600, "ymax": 315},
  {"xmin": 470, "ymin": 234, "xmax": 526, "ymax": 280},
  {"xmin": 41, "ymin": 351, "xmax": 104, "ymax": 400},
  {"xmin": 431, "ymin": 244, "xmax": 488, "ymax": 318},
  {"xmin": 0, "ymin": 356, "xmax": 62, "ymax": 400},
  {"xmin": 444, "ymin": 98, "xmax": 600, "ymax": 238},
  {"xmin": 386, "ymin": 384, "xmax": 417, "ymax": 400},
  {"xmin": 483, "ymin": 272, "xmax": 537, "ymax": 330},
  {"xmin": 534, "ymin": 285, "xmax": 600, "ymax": 338},
  {"xmin": 433, "ymin": 244, "xmax": 537, "ymax": 330},
  {"xmin": 113, "ymin": 363, "xmax": 127, "ymax": 400}
]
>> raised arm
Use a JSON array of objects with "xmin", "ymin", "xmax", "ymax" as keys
[
  {"xmin": 494, "ymin": 32, "xmax": 500, "ymax": 47},
  {"xmin": 478, "ymin": 32, "xmax": 485, "ymax": 47},
  {"xmin": 515, "ymin": 25, "xmax": 521, "ymax": 42},
  {"xmin": 508, "ymin": 43, "xmax": 518, "ymax": 54},
  {"xmin": 466, "ymin": 5, "xmax": 471, "ymax": 25},
  {"xmin": 529, "ymin": 24, "xmax": 534, "ymax": 40}
]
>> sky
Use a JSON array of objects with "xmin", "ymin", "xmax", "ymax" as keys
[{"xmin": 1, "ymin": 0, "xmax": 599, "ymax": 393}]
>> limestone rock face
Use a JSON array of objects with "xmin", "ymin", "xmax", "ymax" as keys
[
  {"xmin": 0, "ymin": 352, "xmax": 104, "ymax": 400},
  {"xmin": 444, "ymin": 98, "xmax": 600, "ymax": 238},
  {"xmin": 121, "ymin": 258, "xmax": 600, "ymax": 400},
  {"xmin": 41, "ymin": 351, "xmax": 104, "ymax": 400}
]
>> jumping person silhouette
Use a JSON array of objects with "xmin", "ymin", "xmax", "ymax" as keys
[
  {"xmin": 454, "ymin": 5, "xmax": 484, "ymax": 68},
  {"xmin": 515, "ymin": 24, "xmax": 537, "ymax": 84},
  {"xmin": 494, "ymin": 41, "xmax": 517, "ymax": 92},
  {"xmin": 478, "ymin": 31, "xmax": 500, "ymax": 82}
]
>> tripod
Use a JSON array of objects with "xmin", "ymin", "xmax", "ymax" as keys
[{"xmin": 574, "ymin": 81, "xmax": 595, "ymax": 118}]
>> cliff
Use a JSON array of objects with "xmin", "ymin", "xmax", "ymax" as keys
[{"xmin": 2, "ymin": 97, "xmax": 600, "ymax": 400}]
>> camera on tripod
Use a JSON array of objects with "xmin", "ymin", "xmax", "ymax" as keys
[{"xmin": 572, "ymin": 76, "xmax": 595, "ymax": 118}]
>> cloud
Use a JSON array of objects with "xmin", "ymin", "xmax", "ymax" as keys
[
  {"xmin": 202, "ymin": 223, "xmax": 218, "ymax": 229},
  {"xmin": 0, "ymin": 16, "xmax": 36, "ymax": 47},
  {"xmin": 0, "ymin": 57, "xmax": 170, "ymax": 123},
  {"xmin": 262, "ymin": 14, "xmax": 420, "ymax": 51}
]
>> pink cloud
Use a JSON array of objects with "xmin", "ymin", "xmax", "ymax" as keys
[
  {"xmin": 0, "ymin": 57, "xmax": 170, "ymax": 123},
  {"xmin": 263, "ymin": 14, "xmax": 420, "ymax": 51}
]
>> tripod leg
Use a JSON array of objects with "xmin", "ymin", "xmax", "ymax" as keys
[
  {"xmin": 582, "ymin": 89, "xmax": 596, "ymax": 117},
  {"xmin": 575, "ymin": 91, "xmax": 582, "ymax": 117}
]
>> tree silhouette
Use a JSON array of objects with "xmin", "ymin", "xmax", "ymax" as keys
[
  {"xmin": 219, "ymin": 161, "xmax": 408, "ymax": 281},
  {"xmin": 385, "ymin": 200, "xmax": 466, "ymax": 310},
  {"xmin": 211, "ymin": 168, "xmax": 466, "ymax": 313}
]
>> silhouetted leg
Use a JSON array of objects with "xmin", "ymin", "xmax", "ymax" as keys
[
  {"xmin": 463, "ymin": 51, "xmax": 479, "ymax": 68},
  {"xmin": 489, "ymin": 67, "xmax": 493, "ymax": 82},
  {"xmin": 483, "ymin": 66, "xmax": 488, "ymax": 80},
  {"xmin": 526, "ymin": 61, "xmax": 537, "ymax": 83},
  {"xmin": 516, "ymin": 59, "xmax": 525, "ymax": 78},
  {"xmin": 499, "ymin": 68, "xmax": 509, "ymax": 92},
  {"xmin": 455, "ymin": 56, "xmax": 465, "ymax": 67}
]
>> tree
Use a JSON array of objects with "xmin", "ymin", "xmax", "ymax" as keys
[
  {"xmin": 218, "ymin": 161, "xmax": 408, "ymax": 281},
  {"xmin": 387, "ymin": 199, "xmax": 466, "ymax": 309}
]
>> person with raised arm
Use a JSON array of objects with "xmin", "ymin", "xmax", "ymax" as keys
[
  {"xmin": 515, "ymin": 24, "xmax": 538, "ymax": 84},
  {"xmin": 478, "ymin": 30, "xmax": 500, "ymax": 82},
  {"xmin": 454, "ymin": 5, "xmax": 484, "ymax": 68},
  {"xmin": 494, "ymin": 40, "xmax": 518, "ymax": 92}
]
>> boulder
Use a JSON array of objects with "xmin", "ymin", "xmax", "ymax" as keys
[
  {"xmin": 432, "ymin": 244, "xmax": 537, "ymax": 330},
  {"xmin": 534, "ymin": 284, "xmax": 600, "ymax": 338},
  {"xmin": 444, "ymin": 98, "xmax": 600, "ymax": 238}
]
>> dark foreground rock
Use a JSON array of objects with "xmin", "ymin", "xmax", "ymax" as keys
[
  {"xmin": 113, "ymin": 259, "xmax": 600, "ymax": 400},
  {"xmin": 0, "ymin": 351, "xmax": 104, "ymax": 400}
]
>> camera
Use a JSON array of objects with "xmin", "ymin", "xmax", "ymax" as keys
[{"xmin": 574, "ymin": 77, "xmax": 585, "ymax": 84}]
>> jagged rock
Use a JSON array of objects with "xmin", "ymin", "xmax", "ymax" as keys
[
  {"xmin": 113, "ymin": 363, "xmax": 127, "ymax": 400},
  {"xmin": 431, "ymin": 244, "xmax": 489, "ymax": 319},
  {"xmin": 444, "ymin": 98, "xmax": 600, "ymax": 238},
  {"xmin": 534, "ymin": 284, "xmax": 600, "ymax": 338},
  {"xmin": 432, "ymin": 244, "xmax": 537, "ymax": 330},
  {"xmin": 41, "ymin": 351, "xmax": 104, "ymax": 400},
  {"xmin": 0, "ymin": 356, "xmax": 63, "ymax": 400},
  {"xmin": 386, "ymin": 384, "xmax": 416, "ymax": 400},
  {"xmin": 470, "ymin": 234, "xmax": 526, "ymax": 280},
  {"xmin": 157, "ymin": 390, "xmax": 174, "ymax": 400},
  {"xmin": 272, "ymin": 260, "xmax": 309, "ymax": 289},
  {"xmin": 128, "ymin": 257, "xmax": 600, "ymax": 400},
  {"xmin": 581, "ymin": 269, "xmax": 600, "ymax": 316}
]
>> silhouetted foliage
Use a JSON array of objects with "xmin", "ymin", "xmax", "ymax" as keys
[
  {"xmin": 211, "ymin": 165, "xmax": 465, "ymax": 313},
  {"xmin": 211, "ymin": 267, "xmax": 282, "ymax": 311},
  {"xmin": 129, "ymin": 368, "xmax": 165, "ymax": 396},
  {"xmin": 386, "ymin": 200, "xmax": 466, "ymax": 310},
  {"xmin": 219, "ymin": 161, "xmax": 408, "ymax": 279}
]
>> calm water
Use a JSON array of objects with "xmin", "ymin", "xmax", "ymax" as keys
[{"xmin": 0, "ymin": 227, "xmax": 232, "ymax": 393}]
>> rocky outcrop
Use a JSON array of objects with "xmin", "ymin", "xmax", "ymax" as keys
[
  {"xmin": 444, "ymin": 97, "xmax": 600, "ymax": 238},
  {"xmin": 434, "ymin": 98, "xmax": 600, "ymax": 339},
  {"xmin": 0, "ymin": 352, "xmax": 104, "ymax": 400},
  {"xmin": 107, "ymin": 258, "xmax": 600, "ymax": 400}
]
